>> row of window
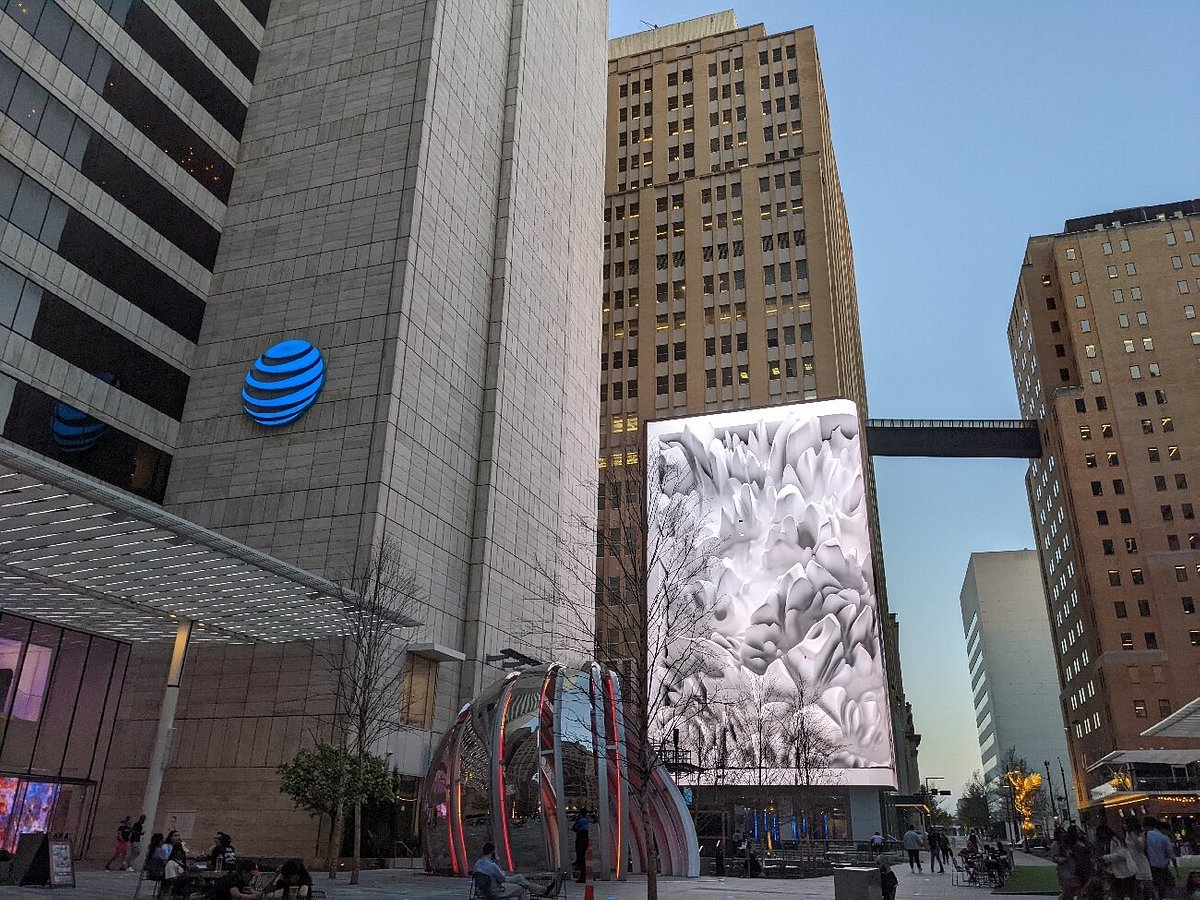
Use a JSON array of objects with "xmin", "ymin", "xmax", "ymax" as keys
[
  {"xmin": 649, "ymin": 359, "xmax": 815, "ymax": 395},
  {"xmin": 0, "ymin": 53, "xmax": 220, "ymax": 267},
  {"xmin": 1091, "ymin": 473, "xmax": 1187, "ymax": 497},
  {"xmin": 5, "ymin": 0, "xmax": 249, "ymax": 140},
  {"xmin": 0, "ymin": 259, "xmax": 189, "ymax": 417},
  {"xmin": 1100, "ymin": 501, "xmax": 1195, "ymax": 531},
  {"xmin": 0, "ymin": 371, "xmax": 171, "ymax": 500},
  {"xmin": 0, "ymin": 156, "xmax": 205, "ymax": 341},
  {"xmin": 1132, "ymin": 699, "xmax": 1173, "ymax": 719},
  {"xmin": 1, "ymin": 1, "xmax": 233, "ymax": 200},
  {"xmin": 1114, "ymin": 596, "xmax": 1197, "ymax": 617},
  {"xmin": 1084, "ymin": 445, "xmax": 1182, "ymax": 465}
]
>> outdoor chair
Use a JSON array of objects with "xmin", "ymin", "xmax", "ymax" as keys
[
  {"xmin": 949, "ymin": 854, "xmax": 968, "ymax": 886},
  {"xmin": 468, "ymin": 871, "xmax": 498, "ymax": 899}
]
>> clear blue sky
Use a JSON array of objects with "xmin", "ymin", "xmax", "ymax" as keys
[{"xmin": 609, "ymin": 0, "xmax": 1200, "ymax": 805}]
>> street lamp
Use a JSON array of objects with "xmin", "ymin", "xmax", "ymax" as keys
[
  {"xmin": 1043, "ymin": 761, "xmax": 1060, "ymax": 834},
  {"xmin": 1057, "ymin": 757, "xmax": 1072, "ymax": 822}
]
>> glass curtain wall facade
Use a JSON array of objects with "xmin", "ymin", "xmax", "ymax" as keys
[
  {"xmin": 0, "ymin": 0, "xmax": 268, "ymax": 500},
  {"xmin": 0, "ymin": 613, "xmax": 128, "ymax": 854}
]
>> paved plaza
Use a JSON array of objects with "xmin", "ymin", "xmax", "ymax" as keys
[{"xmin": 0, "ymin": 855, "xmax": 1058, "ymax": 899}]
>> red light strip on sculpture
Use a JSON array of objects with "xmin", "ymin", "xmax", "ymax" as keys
[
  {"xmin": 606, "ymin": 672, "xmax": 623, "ymax": 878},
  {"xmin": 496, "ymin": 686, "xmax": 516, "ymax": 870}
]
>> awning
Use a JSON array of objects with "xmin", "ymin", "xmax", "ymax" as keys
[
  {"xmin": 1087, "ymin": 749, "xmax": 1200, "ymax": 772},
  {"xmin": 1142, "ymin": 696, "xmax": 1200, "ymax": 739},
  {"xmin": 0, "ymin": 438, "xmax": 414, "ymax": 644}
]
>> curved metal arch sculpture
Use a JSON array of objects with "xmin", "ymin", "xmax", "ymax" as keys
[{"xmin": 420, "ymin": 663, "xmax": 698, "ymax": 879}]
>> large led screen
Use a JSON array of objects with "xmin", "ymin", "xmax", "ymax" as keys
[{"xmin": 646, "ymin": 399, "xmax": 896, "ymax": 786}]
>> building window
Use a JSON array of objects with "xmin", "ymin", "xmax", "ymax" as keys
[
  {"xmin": 1103, "ymin": 539, "xmax": 1115, "ymax": 555},
  {"xmin": 1108, "ymin": 570, "xmax": 1121, "ymax": 586},
  {"xmin": 1132, "ymin": 569, "xmax": 1144, "ymax": 585},
  {"xmin": 1122, "ymin": 634, "xmax": 1135, "ymax": 650},
  {"xmin": 1125, "ymin": 538, "xmax": 1138, "ymax": 553},
  {"xmin": 1177, "ymin": 565, "xmax": 1189, "ymax": 583},
  {"xmin": 1114, "ymin": 601, "xmax": 1127, "ymax": 618},
  {"xmin": 1134, "ymin": 699, "xmax": 1147, "ymax": 717},
  {"xmin": 1184, "ymin": 597, "xmax": 1195, "ymax": 615},
  {"xmin": 1145, "ymin": 632, "xmax": 1158, "ymax": 650},
  {"xmin": 401, "ymin": 655, "xmax": 438, "ymax": 729},
  {"xmin": 1192, "ymin": 630, "xmax": 1200, "ymax": 645},
  {"xmin": 1138, "ymin": 599, "xmax": 1151, "ymax": 617},
  {"xmin": 1097, "ymin": 510, "xmax": 1109, "ymax": 525},
  {"xmin": 1119, "ymin": 508, "xmax": 1132, "ymax": 524}
]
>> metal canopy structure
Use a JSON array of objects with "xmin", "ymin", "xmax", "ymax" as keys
[
  {"xmin": 1141, "ymin": 696, "xmax": 1200, "ymax": 740},
  {"xmin": 0, "ymin": 437, "xmax": 386, "ymax": 644},
  {"xmin": 1087, "ymin": 748, "xmax": 1200, "ymax": 770}
]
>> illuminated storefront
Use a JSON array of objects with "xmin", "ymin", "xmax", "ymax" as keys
[{"xmin": 0, "ymin": 614, "xmax": 128, "ymax": 853}]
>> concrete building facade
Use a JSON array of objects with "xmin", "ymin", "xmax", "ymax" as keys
[
  {"xmin": 599, "ymin": 11, "xmax": 920, "ymax": 838},
  {"xmin": 0, "ymin": 0, "xmax": 605, "ymax": 859},
  {"xmin": 959, "ymin": 551, "xmax": 1075, "ymax": 812},
  {"xmin": 1009, "ymin": 199, "xmax": 1200, "ymax": 825}
]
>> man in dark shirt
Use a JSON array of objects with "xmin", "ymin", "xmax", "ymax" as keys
[{"xmin": 211, "ymin": 860, "xmax": 264, "ymax": 899}]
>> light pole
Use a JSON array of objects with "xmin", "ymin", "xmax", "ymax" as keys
[
  {"xmin": 1043, "ymin": 761, "xmax": 1059, "ymax": 833},
  {"xmin": 923, "ymin": 777, "xmax": 944, "ymax": 831},
  {"xmin": 1057, "ymin": 757, "xmax": 1072, "ymax": 822}
]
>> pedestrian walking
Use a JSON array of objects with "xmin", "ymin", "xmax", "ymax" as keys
[
  {"xmin": 572, "ymin": 808, "xmax": 590, "ymax": 883},
  {"xmin": 125, "ymin": 815, "xmax": 145, "ymax": 871},
  {"xmin": 902, "ymin": 825, "xmax": 923, "ymax": 873},
  {"xmin": 104, "ymin": 816, "xmax": 133, "ymax": 870},
  {"xmin": 879, "ymin": 856, "xmax": 898, "ymax": 900},
  {"xmin": 1143, "ymin": 818, "xmax": 1175, "ymax": 899},
  {"xmin": 928, "ymin": 827, "xmax": 944, "ymax": 873}
]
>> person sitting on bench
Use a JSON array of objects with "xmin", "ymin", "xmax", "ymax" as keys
[{"xmin": 474, "ymin": 842, "xmax": 553, "ymax": 898}]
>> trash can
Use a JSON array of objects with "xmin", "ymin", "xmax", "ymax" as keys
[{"xmin": 833, "ymin": 866, "xmax": 883, "ymax": 900}]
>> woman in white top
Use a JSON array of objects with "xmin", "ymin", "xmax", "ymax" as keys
[{"xmin": 1123, "ymin": 819, "xmax": 1153, "ymax": 899}]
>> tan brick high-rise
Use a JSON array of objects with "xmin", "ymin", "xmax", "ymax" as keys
[
  {"xmin": 1010, "ymin": 199, "xmax": 1200, "ymax": 825},
  {"xmin": 599, "ymin": 11, "xmax": 922, "ymax": 809}
]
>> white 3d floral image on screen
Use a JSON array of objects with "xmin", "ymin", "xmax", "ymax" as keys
[{"xmin": 646, "ymin": 399, "xmax": 896, "ymax": 785}]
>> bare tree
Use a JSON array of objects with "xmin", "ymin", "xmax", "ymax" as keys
[
  {"xmin": 781, "ymin": 677, "xmax": 846, "ymax": 794},
  {"xmin": 529, "ymin": 451, "xmax": 722, "ymax": 900},
  {"xmin": 321, "ymin": 537, "xmax": 425, "ymax": 884}
]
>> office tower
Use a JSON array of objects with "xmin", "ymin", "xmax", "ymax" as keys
[
  {"xmin": 600, "ymin": 11, "xmax": 921, "ymax": 834},
  {"xmin": 1009, "ymin": 199, "xmax": 1200, "ymax": 824},
  {"xmin": 959, "ymin": 551, "xmax": 1076, "ymax": 824},
  {"xmin": 0, "ymin": 0, "xmax": 604, "ymax": 858}
]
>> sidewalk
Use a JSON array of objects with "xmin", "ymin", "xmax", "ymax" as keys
[{"xmin": 0, "ymin": 864, "xmax": 1059, "ymax": 899}]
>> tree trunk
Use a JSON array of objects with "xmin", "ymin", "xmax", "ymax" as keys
[
  {"xmin": 641, "ymin": 803, "xmax": 658, "ymax": 900},
  {"xmin": 351, "ymin": 798, "xmax": 362, "ymax": 884},
  {"xmin": 327, "ymin": 808, "xmax": 343, "ymax": 879}
]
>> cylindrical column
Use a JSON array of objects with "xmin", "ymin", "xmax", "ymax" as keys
[{"xmin": 142, "ymin": 620, "xmax": 193, "ymax": 834}]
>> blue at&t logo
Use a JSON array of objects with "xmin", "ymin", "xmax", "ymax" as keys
[
  {"xmin": 51, "ymin": 373, "xmax": 118, "ymax": 452},
  {"xmin": 241, "ymin": 339, "xmax": 326, "ymax": 427}
]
